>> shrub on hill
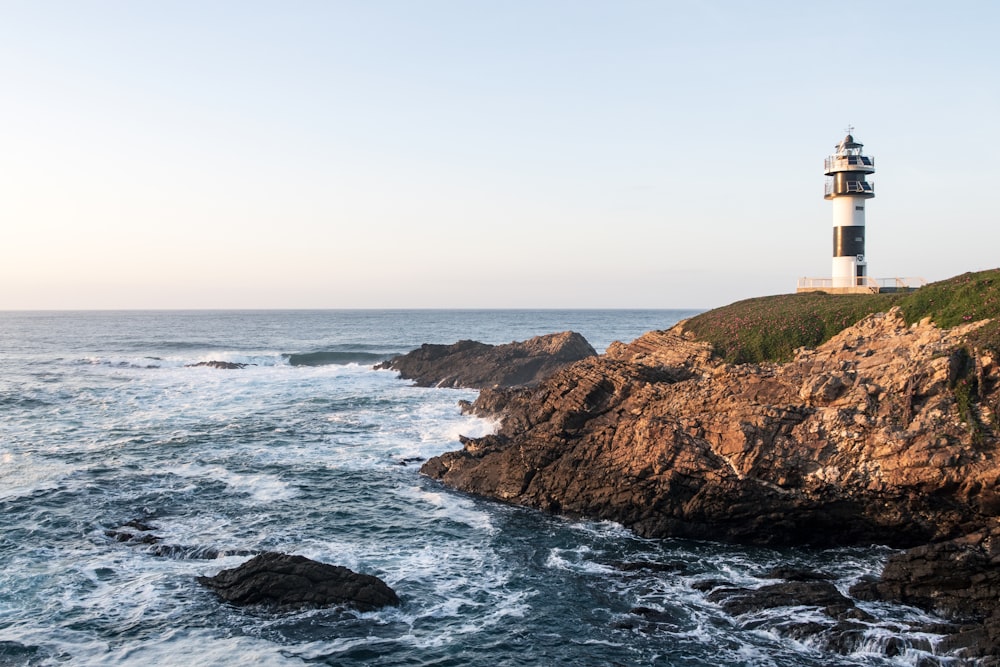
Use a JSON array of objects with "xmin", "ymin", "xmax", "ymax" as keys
[{"xmin": 684, "ymin": 269, "xmax": 1000, "ymax": 365}]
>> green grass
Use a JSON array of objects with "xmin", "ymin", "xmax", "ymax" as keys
[
  {"xmin": 684, "ymin": 268, "xmax": 1000, "ymax": 365},
  {"xmin": 895, "ymin": 270, "xmax": 1000, "ymax": 356}
]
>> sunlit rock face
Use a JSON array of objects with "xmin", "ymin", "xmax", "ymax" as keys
[{"xmin": 423, "ymin": 309, "xmax": 998, "ymax": 549}]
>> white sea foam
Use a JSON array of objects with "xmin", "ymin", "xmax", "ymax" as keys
[
  {"xmin": 102, "ymin": 631, "xmax": 300, "ymax": 666},
  {"xmin": 395, "ymin": 485, "xmax": 495, "ymax": 532},
  {"xmin": 0, "ymin": 448, "xmax": 77, "ymax": 500},
  {"xmin": 163, "ymin": 463, "xmax": 297, "ymax": 502},
  {"xmin": 2, "ymin": 310, "xmax": 972, "ymax": 666},
  {"xmin": 545, "ymin": 546, "xmax": 614, "ymax": 575}
]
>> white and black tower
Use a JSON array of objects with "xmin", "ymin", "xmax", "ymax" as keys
[{"xmin": 825, "ymin": 129, "xmax": 875, "ymax": 287}]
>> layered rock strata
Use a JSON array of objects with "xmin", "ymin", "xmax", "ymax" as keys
[
  {"xmin": 376, "ymin": 331, "xmax": 596, "ymax": 388},
  {"xmin": 851, "ymin": 520, "xmax": 1000, "ymax": 661},
  {"xmin": 423, "ymin": 309, "xmax": 998, "ymax": 549},
  {"xmin": 418, "ymin": 308, "xmax": 999, "ymax": 660}
]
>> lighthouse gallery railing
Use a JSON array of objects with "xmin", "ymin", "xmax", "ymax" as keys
[
  {"xmin": 824, "ymin": 180, "xmax": 874, "ymax": 196},
  {"xmin": 797, "ymin": 276, "xmax": 926, "ymax": 290}
]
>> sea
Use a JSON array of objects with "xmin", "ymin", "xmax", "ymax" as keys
[{"xmin": 0, "ymin": 310, "xmax": 959, "ymax": 666}]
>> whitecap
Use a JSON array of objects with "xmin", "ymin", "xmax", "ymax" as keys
[
  {"xmin": 163, "ymin": 463, "xmax": 297, "ymax": 503},
  {"xmin": 395, "ymin": 485, "xmax": 495, "ymax": 532},
  {"xmin": 0, "ymin": 449, "xmax": 78, "ymax": 500}
]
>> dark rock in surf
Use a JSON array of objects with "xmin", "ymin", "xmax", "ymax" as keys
[
  {"xmin": 185, "ymin": 361, "xmax": 252, "ymax": 370},
  {"xmin": 375, "ymin": 331, "xmax": 596, "ymax": 389},
  {"xmin": 147, "ymin": 544, "xmax": 257, "ymax": 560},
  {"xmin": 197, "ymin": 552, "xmax": 399, "ymax": 611},
  {"xmin": 105, "ymin": 520, "xmax": 163, "ymax": 545},
  {"xmin": 703, "ymin": 579, "xmax": 887, "ymax": 657},
  {"xmin": 706, "ymin": 580, "xmax": 855, "ymax": 617},
  {"xmin": 607, "ymin": 560, "xmax": 687, "ymax": 574},
  {"xmin": 396, "ymin": 457, "xmax": 425, "ymax": 466},
  {"xmin": 850, "ymin": 522, "xmax": 1000, "ymax": 662},
  {"xmin": 105, "ymin": 520, "xmax": 254, "ymax": 560}
]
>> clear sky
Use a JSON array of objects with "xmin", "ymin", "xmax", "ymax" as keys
[{"xmin": 1, "ymin": 1, "xmax": 997, "ymax": 309}]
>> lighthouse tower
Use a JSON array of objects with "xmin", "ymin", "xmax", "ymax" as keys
[{"xmin": 824, "ymin": 129, "xmax": 875, "ymax": 288}]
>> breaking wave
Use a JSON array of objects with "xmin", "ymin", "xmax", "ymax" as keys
[{"xmin": 284, "ymin": 350, "xmax": 397, "ymax": 366}]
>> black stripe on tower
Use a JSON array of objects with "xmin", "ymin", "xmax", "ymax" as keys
[
  {"xmin": 833, "ymin": 226, "xmax": 865, "ymax": 257},
  {"xmin": 831, "ymin": 172, "xmax": 873, "ymax": 196}
]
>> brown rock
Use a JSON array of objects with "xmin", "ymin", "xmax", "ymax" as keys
[
  {"xmin": 375, "ymin": 331, "xmax": 597, "ymax": 388},
  {"xmin": 420, "ymin": 308, "xmax": 1000, "ymax": 655},
  {"xmin": 422, "ymin": 309, "xmax": 998, "ymax": 548}
]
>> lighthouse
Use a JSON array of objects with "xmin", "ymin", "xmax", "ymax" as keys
[{"xmin": 825, "ymin": 129, "xmax": 875, "ymax": 288}]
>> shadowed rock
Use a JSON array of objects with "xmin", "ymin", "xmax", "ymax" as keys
[
  {"xmin": 418, "ymin": 309, "xmax": 1000, "ymax": 659},
  {"xmin": 851, "ymin": 522, "xmax": 1000, "ymax": 662},
  {"xmin": 186, "ymin": 361, "xmax": 252, "ymax": 370},
  {"xmin": 707, "ymin": 580, "xmax": 856, "ymax": 617},
  {"xmin": 422, "ymin": 310, "xmax": 999, "ymax": 548},
  {"xmin": 197, "ymin": 552, "xmax": 399, "ymax": 611},
  {"xmin": 375, "ymin": 331, "xmax": 596, "ymax": 389},
  {"xmin": 105, "ymin": 520, "xmax": 254, "ymax": 560}
]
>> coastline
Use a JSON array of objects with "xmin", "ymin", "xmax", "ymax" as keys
[{"xmin": 406, "ymin": 272, "xmax": 1000, "ymax": 662}]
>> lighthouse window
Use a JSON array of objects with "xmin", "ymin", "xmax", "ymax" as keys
[{"xmin": 855, "ymin": 206, "xmax": 864, "ymax": 211}]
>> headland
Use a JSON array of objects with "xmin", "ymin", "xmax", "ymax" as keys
[{"xmin": 404, "ymin": 268, "xmax": 1000, "ymax": 661}]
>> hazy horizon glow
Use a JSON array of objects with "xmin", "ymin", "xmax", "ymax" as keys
[{"xmin": 2, "ymin": 2, "xmax": 997, "ymax": 310}]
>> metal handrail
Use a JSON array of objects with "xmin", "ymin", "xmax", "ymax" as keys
[
  {"xmin": 824, "ymin": 156, "xmax": 875, "ymax": 171},
  {"xmin": 797, "ymin": 276, "xmax": 926, "ymax": 289},
  {"xmin": 824, "ymin": 180, "xmax": 875, "ymax": 196}
]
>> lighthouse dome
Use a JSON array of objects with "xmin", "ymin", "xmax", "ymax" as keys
[{"xmin": 838, "ymin": 134, "xmax": 863, "ymax": 150}]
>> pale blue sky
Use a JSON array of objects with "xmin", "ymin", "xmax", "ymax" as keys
[{"xmin": 1, "ymin": 1, "xmax": 997, "ymax": 309}]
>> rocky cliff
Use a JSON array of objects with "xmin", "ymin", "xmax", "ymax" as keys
[
  {"xmin": 420, "ymin": 308, "xmax": 1000, "ymax": 659},
  {"xmin": 376, "ymin": 331, "xmax": 596, "ymax": 388},
  {"xmin": 424, "ymin": 309, "xmax": 998, "ymax": 547}
]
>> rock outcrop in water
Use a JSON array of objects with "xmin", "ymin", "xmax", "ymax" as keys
[
  {"xmin": 198, "ymin": 552, "xmax": 399, "ymax": 611},
  {"xmin": 419, "ymin": 308, "xmax": 1000, "ymax": 659},
  {"xmin": 851, "ymin": 520, "xmax": 1000, "ymax": 661},
  {"xmin": 186, "ymin": 361, "xmax": 251, "ymax": 370},
  {"xmin": 375, "ymin": 331, "xmax": 596, "ymax": 388},
  {"xmin": 106, "ymin": 520, "xmax": 254, "ymax": 560}
]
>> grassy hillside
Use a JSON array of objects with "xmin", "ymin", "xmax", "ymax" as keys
[{"xmin": 684, "ymin": 269, "xmax": 1000, "ymax": 364}]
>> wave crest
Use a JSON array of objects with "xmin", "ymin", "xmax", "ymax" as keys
[{"xmin": 285, "ymin": 351, "xmax": 394, "ymax": 367}]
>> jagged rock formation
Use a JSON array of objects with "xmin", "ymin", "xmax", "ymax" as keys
[
  {"xmin": 851, "ymin": 520, "xmax": 1000, "ymax": 662},
  {"xmin": 198, "ymin": 552, "xmax": 399, "ymax": 611},
  {"xmin": 423, "ymin": 309, "xmax": 998, "ymax": 548},
  {"xmin": 418, "ymin": 307, "xmax": 1000, "ymax": 659},
  {"xmin": 375, "ymin": 331, "xmax": 597, "ymax": 388}
]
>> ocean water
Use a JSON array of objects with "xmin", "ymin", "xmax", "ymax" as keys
[{"xmin": 0, "ymin": 310, "xmax": 956, "ymax": 666}]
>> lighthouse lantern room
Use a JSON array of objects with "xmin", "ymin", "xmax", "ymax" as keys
[{"xmin": 825, "ymin": 129, "xmax": 875, "ymax": 288}]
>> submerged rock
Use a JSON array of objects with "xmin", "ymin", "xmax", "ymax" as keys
[
  {"xmin": 197, "ymin": 552, "xmax": 400, "ymax": 611},
  {"xmin": 706, "ymin": 579, "xmax": 857, "ymax": 617},
  {"xmin": 185, "ymin": 361, "xmax": 252, "ymax": 370},
  {"xmin": 375, "ymin": 331, "xmax": 597, "ymax": 389},
  {"xmin": 105, "ymin": 520, "xmax": 253, "ymax": 560},
  {"xmin": 696, "ymin": 576, "xmax": 952, "ymax": 659}
]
